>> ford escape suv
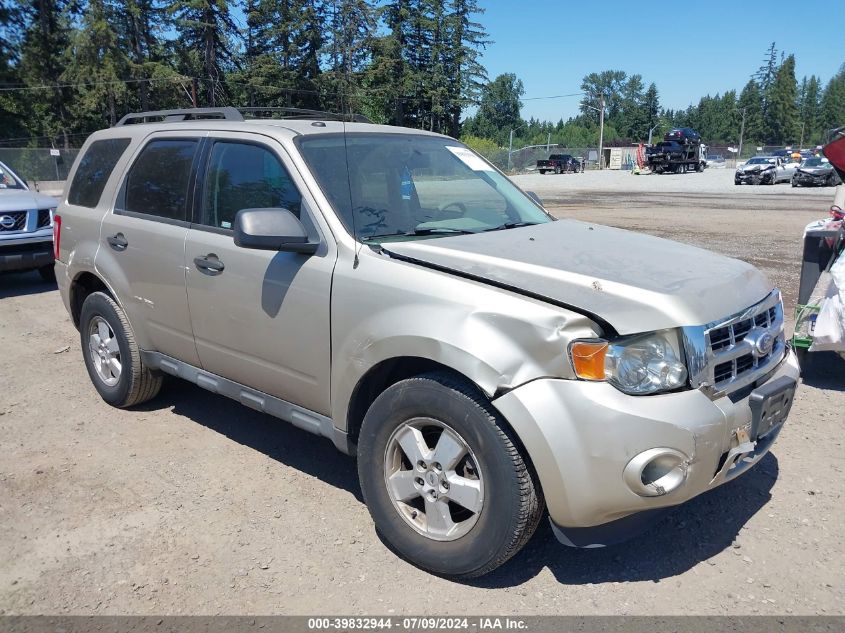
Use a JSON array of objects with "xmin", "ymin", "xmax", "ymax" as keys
[{"xmin": 55, "ymin": 107, "xmax": 800, "ymax": 578}]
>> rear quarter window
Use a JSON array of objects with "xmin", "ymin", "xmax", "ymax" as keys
[{"xmin": 67, "ymin": 138, "xmax": 132, "ymax": 208}]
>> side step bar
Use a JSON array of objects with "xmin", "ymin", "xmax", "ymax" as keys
[{"xmin": 140, "ymin": 351, "xmax": 353, "ymax": 454}]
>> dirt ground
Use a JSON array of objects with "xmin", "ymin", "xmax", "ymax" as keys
[{"xmin": 1, "ymin": 169, "xmax": 843, "ymax": 615}]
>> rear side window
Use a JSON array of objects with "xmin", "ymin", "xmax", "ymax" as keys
[
  {"xmin": 123, "ymin": 139, "xmax": 198, "ymax": 221},
  {"xmin": 67, "ymin": 138, "xmax": 131, "ymax": 208},
  {"xmin": 200, "ymin": 141, "xmax": 301, "ymax": 230}
]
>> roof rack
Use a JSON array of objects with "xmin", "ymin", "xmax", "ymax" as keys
[
  {"xmin": 239, "ymin": 107, "xmax": 371, "ymax": 123},
  {"xmin": 115, "ymin": 107, "xmax": 244, "ymax": 126},
  {"xmin": 114, "ymin": 106, "xmax": 371, "ymax": 127}
]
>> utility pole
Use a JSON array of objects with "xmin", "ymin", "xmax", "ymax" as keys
[
  {"xmin": 598, "ymin": 95, "xmax": 605, "ymax": 169},
  {"xmin": 546, "ymin": 132, "xmax": 550, "ymax": 152},
  {"xmin": 508, "ymin": 129, "xmax": 514, "ymax": 171},
  {"xmin": 799, "ymin": 121, "xmax": 805, "ymax": 150},
  {"xmin": 191, "ymin": 78, "xmax": 198, "ymax": 109},
  {"xmin": 738, "ymin": 107, "xmax": 747, "ymax": 162}
]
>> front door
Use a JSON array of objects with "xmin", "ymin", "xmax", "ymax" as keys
[
  {"xmin": 97, "ymin": 135, "xmax": 201, "ymax": 365},
  {"xmin": 184, "ymin": 135, "xmax": 335, "ymax": 415}
]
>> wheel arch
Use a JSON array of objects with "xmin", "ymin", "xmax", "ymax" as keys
[{"xmin": 69, "ymin": 271, "xmax": 118, "ymax": 329}]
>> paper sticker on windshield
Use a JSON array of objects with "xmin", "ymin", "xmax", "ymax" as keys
[{"xmin": 447, "ymin": 146, "xmax": 494, "ymax": 172}]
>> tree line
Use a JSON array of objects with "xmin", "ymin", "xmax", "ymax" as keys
[
  {"xmin": 1, "ymin": 7, "xmax": 843, "ymax": 158},
  {"xmin": 462, "ymin": 44, "xmax": 844, "ymax": 158},
  {"xmin": 0, "ymin": 0, "xmax": 488, "ymax": 147}
]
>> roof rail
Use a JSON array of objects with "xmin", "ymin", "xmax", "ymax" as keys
[
  {"xmin": 239, "ymin": 107, "xmax": 372, "ymax": 123},
  {"xmin": 114, "ymin": 107, "xmax": 244, "ymax": 126}
]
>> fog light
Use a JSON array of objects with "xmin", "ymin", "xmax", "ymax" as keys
[{"xmin": 624, "ymin": 448, "xmax": 689, "ymax": 497}]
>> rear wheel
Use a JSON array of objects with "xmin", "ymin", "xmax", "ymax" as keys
[
  {"xmin": 357, "ymin": 372, "xmax": 544, "ymax": 579},
  {"xmin": 554, "ymin": 165, "xmax": 561, "ymax": 175},
  {"xmin": 80, "ymin": 291, "xmax": 163, "ymax": 408},
  {"xmin": 539, "ymin": 170, "xmax": 546, "ymax": 175}
]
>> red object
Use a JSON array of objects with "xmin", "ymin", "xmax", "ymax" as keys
[
  {"xmin": 822, "ymin": 126, "xmax": 845, "ymax": 179},
  {"xmin": 53, "ymin": 214, "xmax": 61, "ymax": 260}
]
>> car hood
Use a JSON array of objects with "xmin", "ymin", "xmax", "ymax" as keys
[
  {"xmin": 737, "ymin": 163, "xmax": 771, "ymax": 172},
  {"xmin": 382, "ymin": 220, "xmax": 773, "ymax": 335},
  {"xmin": 797, "ymin": 166, "xmax": 832, "ymax": 174},
  {"xmin": 0, "ymin": 189, "xmax": 59, "ymax": 211}
]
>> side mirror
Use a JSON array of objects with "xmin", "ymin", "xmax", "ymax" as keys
[
  {"xmin": 526, "ymin": 191, "xmax": 543, "ymax": 207},
  {"xmin": 234, "ymin": 208, "xmax": 319, "ymax": 254}
]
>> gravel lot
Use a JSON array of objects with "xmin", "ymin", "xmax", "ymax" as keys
[{"xmin": 1, "ymin": 168, "xmax": 843, "ymax": 616}]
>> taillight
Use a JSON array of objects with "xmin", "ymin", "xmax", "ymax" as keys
[{"xmin": 53, "ymin": 214, "xmax": 62, "ymax": 260}]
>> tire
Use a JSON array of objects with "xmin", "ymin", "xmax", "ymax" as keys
[
  {"xmin": 554, "ymin": 165, "xmax": 561, "ymax": 175},
  {"xmin": 357, "ymin": 372, "xmax": 544, "ymax": 579},
  {"xmin": 79, "ymin": 291, "xmax": 163, "ymax": 408},
  {"xmin": 38, "ymin": 264, "xmax": 56, "ymax": 282},
  {"xmin": 792, "ymin": 179, "xmax": 797, "ymax": 187},
  {"xmin": 539, "ymin": 170, "xmax": 546, "ymax": 175}
]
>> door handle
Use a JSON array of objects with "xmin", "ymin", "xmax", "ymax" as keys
[
  {"xmin": 193, "ymin": 254, "xmax": 225, "ymax": 274},
  {"xmin": 107, "ymin": 233, "xmax": 128, "ymax": 251}
]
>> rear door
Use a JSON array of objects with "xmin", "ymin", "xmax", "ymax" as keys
[
  {"xmin": 184, "ymin": 133, "xmax": 335, "ymax": 414},
  {"xmin": 96, "ymin": 133, "xmax": 202, "ymax": 365}
]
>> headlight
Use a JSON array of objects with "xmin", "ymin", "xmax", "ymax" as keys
[{"xmin": 569, "ymin": 330, "xmax": 688, "ymax": 395}]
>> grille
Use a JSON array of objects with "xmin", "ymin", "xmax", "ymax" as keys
[
  {"xmin": 37, "ymin": 209, "xmax": 52, "ymax": 228},
  {"xmin": 685, "ymin": 292, "xmax": 786, "ymax": 396},
  {"xmin": 0, "ymin": 210, "xmax": 27, "ymax": 232},
  {"xmin": 703, "ymin": 296, "xmax": 784, "ymax": 393}
]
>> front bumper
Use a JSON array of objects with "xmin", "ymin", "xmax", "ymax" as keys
[
  {"xmin": 735, "ymin": 170, "xmax": 769, "ymax": 184},
  {"xmin": 0, "ymin": 237, "xmax": 53, "ymax": 272},
  {"xmin": 492, "ymin": 349, "xmax": 800, "ymax": 544},
  {"xmin": 793, "ymin": 173, "xmax": 830, "ymax": 186}
]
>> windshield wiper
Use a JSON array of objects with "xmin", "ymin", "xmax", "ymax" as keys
[
  {"xmin": 408, "ymin": 226, "xmax": 478, "ymax": 236},
  {"xmin": 482, "ymin": 221, "xmax": 542, "ymax": 232}
]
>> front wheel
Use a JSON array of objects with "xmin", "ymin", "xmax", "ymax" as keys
[
  {"xmin": 539, "ymin": 170, "xmax": 546, "ymax": 175},
  {"xmin": 80, "ymin": 291, "xmax": 163, "ymax": 408},
  {"xmin": 357, "ymin": 372, "xmax": 544, "ymax": 579}
]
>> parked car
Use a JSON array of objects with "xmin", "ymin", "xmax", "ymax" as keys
[
  {"xmin": 735, "ymin": 156, "xmax": 794, "ymax": 185},
  {"xmin": 664, "ymin": 128, "xmax": 701, "ymax": 145},
  {"xmin": 55, "ymin": 107, "xmax": 800, "ymax": 578},
  {"xmin": 705, "ymin": 154, "xmax": 726, "ymax": 168},
  {"xmin": 536, "ymin": 153, "xmax": 580, "ymax": 174},
  {"xmin": 0, "ymin": 159, "xmax": 59, "ymax": 280},
  {"xmin": 792, "ymin": 157, "xmax": 842, "ymax": 187}
]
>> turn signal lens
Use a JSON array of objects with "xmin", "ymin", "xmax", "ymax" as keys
[{"xmin": 570, "ymin": 341, "xmax": 609, "ymax": 381}]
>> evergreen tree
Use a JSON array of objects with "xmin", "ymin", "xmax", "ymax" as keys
[
  {"xmin": 443, "ymin": 0, "xmax": 488, "ymax": 138},
  {"xmin": 18, "ymin": 0, "xmax": 75, "ymax": 146},
  {"xmin": 754, "ymin": 41, "xmax": 778, "ymax": 119},
  {"xmin": 462, "ymin": 72, "xmax": 522, "ymax": 145},
  {"xmin": 737, "ymin": 79, "xmax": 764, "ymax": 148},
  {"xmin": 766, "ymin": 54, "xmax": 798, "ymax": 144},
  {"xmin": 321, "ymin": 0, "xmax": 376, "ymax": 114},
  {"xmin": 169, "ymin": 0, "xmax": 241, "ymax": 106},
  {"xmin": 797, "ymin": 75, "xmax": 822, "ymax": 146},
  {"xmin": 241, "ymin": 0, "xmax": 324, "ymax": 109},
  {"xmin": 63, "ymin": 0, "xmax": 131, "ymax": 127},
  {"xmin": 0, "ymin": 0, "xmax": 27, "ymax": 140},
  {"xmin": 820, "ymin": 64, "xmax": 845, "ymax": 138}
]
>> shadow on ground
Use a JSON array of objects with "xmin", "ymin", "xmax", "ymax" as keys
[
  {"xmin": 139, "ymin": 379, "xmax": 363, "ymax": 502},
  {"xmin": 139, "ymin": 378, "xmax": 779, "ymax": 588},
  {"xmin": 0, "ymin": 270, "xmax": 56, "ymax": 299},
  {"xmin": 801, "ymin": 351, "xmax": 845, "ymax": 391},
  {"xmin": 474, "ymin": 452, "xmax": 778, "ymax": 587}
]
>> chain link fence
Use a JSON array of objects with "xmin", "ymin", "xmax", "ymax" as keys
[
  {"xmin": 0, "ymin": 148, "xmax": 81, "ymax": 182},
  {"xmin": 471, "ymin": 144, "xmax": 598, "ymax": 173}
]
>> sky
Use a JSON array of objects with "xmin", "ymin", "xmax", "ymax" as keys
[{"xmin": 476, "ymin": 1, "xmax": 844, "ymax": 123}]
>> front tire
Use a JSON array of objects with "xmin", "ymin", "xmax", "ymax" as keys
[
  {"xmin": 79, "ymin": 291, "xmax": 163, "ymax": 408},
  {"xmin": 357, "ymin": 372, "xmax": 543, "ymax": 579}
]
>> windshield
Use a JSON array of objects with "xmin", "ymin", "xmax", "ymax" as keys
[
  {"xmin": 747, "ymin": 157, "xmax": 775, "ymax": 165},
  {"xmin": 0, "ymin": 162, "xmax": 25, "ymax": 190},
  {"xmin": 297, "ymin": 133, "xmax": 552, "ymax": 242},
  {"xmin": 801, "ymin": 158, "xmax": 826, "ymax": 168}
]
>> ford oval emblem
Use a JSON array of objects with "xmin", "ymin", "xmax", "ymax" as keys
[{"xmin": 755, "ymin": 332, "xmax": 774, "ymax": 356}]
